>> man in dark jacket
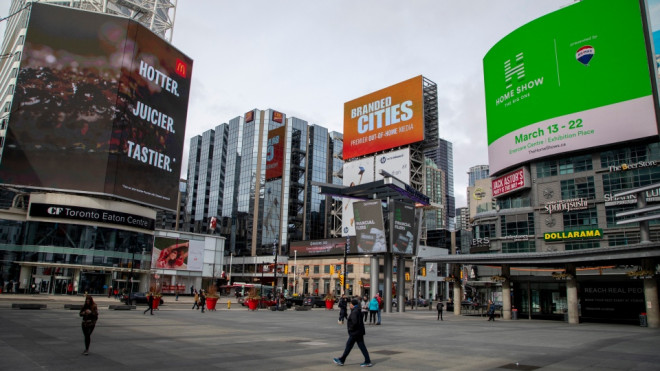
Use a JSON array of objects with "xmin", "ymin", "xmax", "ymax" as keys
[
  {"xmin": 143, "ymin": 292, "xmax": 154, "ymax": 315},
  {"xmin": 333, "ymin": 298, "xmax": 373, "ymax": 367},
  {"xmin": 338, "ymin": 294, "xmax": 348, "ymax": 324}
]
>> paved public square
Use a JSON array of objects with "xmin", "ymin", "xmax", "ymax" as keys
[{"xmin": 1, "ymin": 294, "xmax": 659, "ymax": 370}]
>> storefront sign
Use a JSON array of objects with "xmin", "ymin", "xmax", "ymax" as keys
[
  {"xmin": 492, "ymin": 168, "xmax": 529, "ymax": 197},
  {"xmin": 544, "ymin": 197, "xmax": 588, "ymax": 214},
  {"xmin": 29, "ymin": 203, "xmax": 155, "ymax": 230},
  {"xmin": 544, "ymin": 228, "xmax": 602, "ymax": 241},
  {"xmin": 608, "ymin": 160, "xmax": 659, "ymax": 172},
  {"xmin": 604, "ymin": 188, "xmax": 660, "ymax": 206}
]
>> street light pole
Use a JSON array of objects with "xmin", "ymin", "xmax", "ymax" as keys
[
  {"xmin": 343, "ymin": 235, "xmax": 348, "ymax": 295},
  {"xmin": 273, "ymin": 239, "xmax": 278, "ymax": 308},
  {"xmin": 127, "ymin": 249, "xmax": 135, "ymax": 305}
]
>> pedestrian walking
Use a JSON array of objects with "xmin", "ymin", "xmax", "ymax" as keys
[
  {"xmin": 144, "ymin": 292, "xmax": 154, "ymax": 315},
  {"xmin": 107, "ymin": 285, "xmax": 112, "ymax": 298},
  {"xmin": 190, "ymin": 285, "xmax": 194, "ymax": 296},
  {"xmin": 333, "ymin": 298, "xmax": 373, "ymax": 367},
  {"xmin": 487, "ymin": 300, "xmax": 496, "ymax": 321},
  {"xmin": 368, "ymin": 296, "xmax": 379, "ymax": 325},
  {"xmin": 192, "ymin": 289, "xmax": 199, "ymax": 310},
  {"xmin": 338, "ymin": 294, "xmax": 348, "ymax": 324},
  {"xmin": 437, "ymin": 301, "xmax": 443, "ymax": 321},
  {"xmin": 376, "ymin": 293, "xmax": 383, "ymax": 325},
  {"xmin": 199, "ymin": 290, "xmax": 206, "ymax": 313},
  {"xmin": 79, "ymin": 296, "xmax": 98, "ymax": 356},
  {"xmin": 361, "ymin": 296, "xmax": 369, "ymax": 322}
]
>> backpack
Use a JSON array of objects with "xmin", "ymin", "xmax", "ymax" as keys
[{"xmin": 377, "ymin": 296, "xmax": 383, "ymax": 309}]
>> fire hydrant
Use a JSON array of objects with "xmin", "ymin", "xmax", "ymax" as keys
[{"xmin": 227, "ymin": 300, "xmax": 231, "ymax": 310}]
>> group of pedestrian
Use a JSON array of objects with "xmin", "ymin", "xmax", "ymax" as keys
[{"xmin": 191, "ymin": 289, "xmax": 206, "ymax": 313}]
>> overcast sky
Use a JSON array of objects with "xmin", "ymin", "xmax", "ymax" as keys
[
  {"xmin": 170, "ymin": 1, "xmax": 572, "ymax": 208},
  {"xmin": 1, "ymin": 0, "xmax": 572, "ymax": 209}
]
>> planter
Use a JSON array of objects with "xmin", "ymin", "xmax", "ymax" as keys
[
  {"xmin": 325, "ymin": 300, "xmax": 334, "ymax": 310},
  {"xmin": 152, "ymin": 298, "xmax": 161, "ymax": 310},
  {"xmin": 246, "ymin": 299, "xmax": 258, "ymax": 311},
  {"xmin": 206, "ymin": 297, "xmax": 219, "ymax": 311}
]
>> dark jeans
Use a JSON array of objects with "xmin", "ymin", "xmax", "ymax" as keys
[
  {"xmin": 437, "ymin": 310, "xmax": 443, "ymax": 320},
  {"xmin": 82, "ymin": 323, "xmax": 95, "ymax": 351},
  {"xmin": 144, "ymin": 304, "xmax": 153, "ymax": 315},
  {"xmin": 362, "ymin": 311, "xmax": 368, "ymax": 322},
  {"xmin": 339, "ymin": 334, "xmax": 371, "ymax": 364},
  {"xmin": 369, "ymin": 310, "xmax": 377, "ymax": 323}
]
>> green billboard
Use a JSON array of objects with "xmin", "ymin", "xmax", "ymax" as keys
[{"xmin": 484, "ymin": 0, "xmax": 658, "ymax": 174}]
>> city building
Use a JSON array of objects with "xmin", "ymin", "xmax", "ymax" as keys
[
  {"xmin": 427, "ymin": 0, "xmax": 660, "ymax": 326},
  {"xmin": 425, "ymin": 138, "xmax": 455, "ymax": 230},
  {"xmin": 468, "ymin": 165, "xmax": 490, "ymax": 187},
  {"xmin": 0, "ymin": 1, "xmax": 218, "ymax": 296},
  {"xmin": 455, "ymin": 207, "xmax": 469, "ymax": 231},
  {"xmin": 184, "ymin": 109, "xmax": 340, "ymax": 289}
]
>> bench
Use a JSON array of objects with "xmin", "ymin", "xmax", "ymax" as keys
[
  {"xmin": 12, "ymin": 303, "xmax": 47, "ymax": 310},
  {"xmin": 108, "ymin": 305, "xmax": 136, "ymax": 310}
]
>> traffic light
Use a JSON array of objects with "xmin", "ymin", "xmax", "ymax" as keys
[
  {"xmin": 340, "ymin": 274, "xmax": 344, "ymax": 286},
  {"xmin": 305, "ymin": 268, "xmax": 309, "ymax": 276},
  {"xmin": 330, "ymin": 265, "xmax": 334, "ymax": 275},
  {"xmin": 405, "ymin": 272, "xmax": 410, "ymax": 281},
  {"xmin": 284, "ymin": 265, "xmax": 288, "ymax": 275},
  {"xmin": 421, "ymin": 267, "xmax": 426, "ymax": 277}
]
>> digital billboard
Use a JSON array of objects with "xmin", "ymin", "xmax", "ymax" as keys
[
  {"xmin": 484, "ymin": 0, "xmax": 658, "ymax": 175},
  {"xmin": 374, "ymin": 148, "xmax": 410, "ymax": 184},
  {"xmin": 341, "ymin": 157, "xmax": 375, "ymax": 236},
  {"xmin": 152, "ymin": 237, "xmax": 204, "ymax": 271},
  {"xmin": 391, "ymin": 201, "xmax": 416, "ymax": 255},
  {"xmin": 353, "ymin": 200, "xmax": 387, "ymax": 254},
  {"xmin": 343, "ymin": 76, "xmax": 425, "ymax": 160},
  {"xmin": 0, "ymin": 3, "xmax": 193, "ymax": 210},
  {"xmin": 266, "ymin": 126, "xmax": 285, "ymax": 180},
  {"xmin": 289, "ymin": 237, "xmax": 358, "ymax": 257}
]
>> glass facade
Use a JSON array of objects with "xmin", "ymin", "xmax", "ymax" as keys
[{"xmin": 188, "ymin": 110, "xmax": 340, "ymax": 258}]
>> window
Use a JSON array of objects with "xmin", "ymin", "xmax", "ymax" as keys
[
  {"xmin": 363, "ymin": 265, "xmax": 370, "ymax": 274},
  {"xmin": 565, "ymin": 241, "xmax": 600, "ymax": 250},
  {"xmin": 500, "ymin": 213, "xmax": 534, "ymax": 236},
  {"xmin": 324, "ymin": 265, "xmax": 330, "ymax": 274},
  {"xmin": 608, "ymin": 233, "xmax": 640, "ymax": 246},
  {"xmin": 563, "ymin": 208, "xmax": 598, "ymax": 229},
  {"xmin": 313, "ymin": 265, "xmax": 320, "ymax": 274},
  {"xmin": 560, "ymin": 176, "xmax": 595, "ymax": 199},
  {"xmin": 501, "ymin": 241, "xmax": 535, "ymax": 253},
  {"xmin": 537, "ymin": 154, "xmax": 592, "ymax": 178}
]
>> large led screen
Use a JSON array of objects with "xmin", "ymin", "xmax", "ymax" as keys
[
  {"xmin": 484, "ymin": 0, "xmax": 658, "ymax": 175},
  {"xmin": 391, "ymin": 201, "xmax": 416, "ymax": 255},
  {"xmin": 152, "ymin": 237, "xmax": 203, "ymax": 271},
  {"xmin": 343, "ymin": 76, "xmax": 425, "ymax": 160},
  {"xmin": 353, "ymin": 200, "xmax": 386, "ymax": 254},
  {"xmin": 289, "ymin": 237, "xmax": 358, "ymax": 257},
  {"xmin": 0, "ymin": 3, "xmax": 193, "ymax": 210},
  {"xmin": 341, "ymin": 157, "xmax": 375, "ymax": 236}
]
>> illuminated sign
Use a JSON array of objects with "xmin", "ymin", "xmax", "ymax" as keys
[
  {"xmin": 492, "ymin": 168, "xmax": 529, "ymax": 197},
  {"xmin": 245, "ymin": 110, "xmax": 255, "ymax": 123},
  {"xmin": 0, "ymin": 3, "xmax": 193, "ymax": 210},
  {"xmin": 272, "ymin": 111, "xmax": 283, "ymax": 123},
  {"xmin": 484, "ymin": 0, "xmax": 657, "ymax": 174},
  {"xmin": 544, "ymin": 198, "xmax": 588, "ymax": 214},
  {"xmin": 353, "ymin": 200, "xmax": 386, "ymax": 254},
  {"xmin": 266, "ymin": 126, "xmax": 285, "ymax": 180},
  {"xmin": 343, "ymin": 76, "xmax": 425, "ymax": 160},
  {"xmin": 544, "ymin": 229, "xmax": 603, "ymax": 241},
  {"xmin": 152, "ymin": 237, "xmax": 204, "ymax": 271}
]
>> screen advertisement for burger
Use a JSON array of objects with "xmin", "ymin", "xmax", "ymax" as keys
[{"xmin": 0, "ymin": 3, "xmax": 193, "ymax": 211}]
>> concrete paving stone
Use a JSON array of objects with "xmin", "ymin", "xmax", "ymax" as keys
[{"xmin": 1, "ymin": 294, "xmax": 660, "ymax": 370}]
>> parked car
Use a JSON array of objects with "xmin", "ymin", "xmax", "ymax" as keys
[
  {"xmin": 285, "ymin": 296, "xmax": 304, "ymax": 308},
  {"xmin": 122, "ymin": 292, "xmax": 164, "ymax": 306},
  {"xmin": 303, "ymin": 295, "xmax": 328, "ymax": 308},
  {"xmin": 238, "ymin": 296, "xmax": 277, "ymax": 308}
]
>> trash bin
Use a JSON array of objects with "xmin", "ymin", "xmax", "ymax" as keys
[
  {"xmin": 640, "ymin": 313, "xmax": 648, "ymax": 327},
  {"xmin": 512, "ymin": 308, "xmax": 518, "ymax": 320}
]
